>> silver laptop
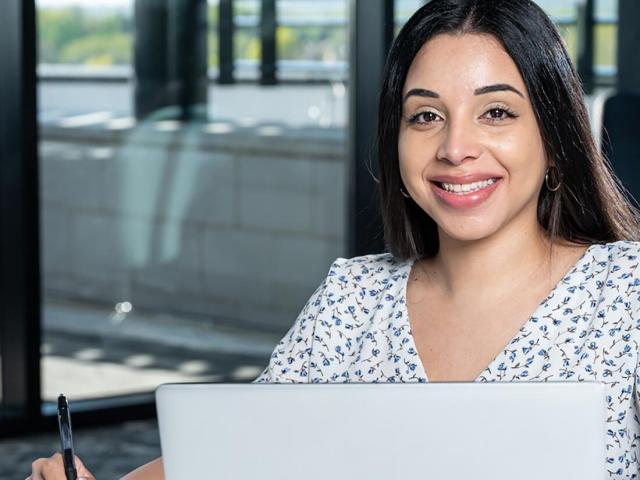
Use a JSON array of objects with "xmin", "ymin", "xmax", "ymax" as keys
[{"xmin": 156, "ymin": 382, "xmax": 605, "ymax": 480}]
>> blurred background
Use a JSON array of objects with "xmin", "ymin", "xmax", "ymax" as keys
[{"xmin": 1, "ymin": 0, "xmax": 639, "ymax": 477}]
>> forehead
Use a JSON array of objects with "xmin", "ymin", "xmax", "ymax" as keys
[{"xmin": 403, "ymin": 33, "xmax": 527, "ymax": 97}]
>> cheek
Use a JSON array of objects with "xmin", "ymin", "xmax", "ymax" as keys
[
  {"xmin": 491, "ymin": 128, "xmax": 547, "ymax": 181},
  {"xmin": 398, "ymin": 131, "xmax": 434, "ymax": 182},
  {"xmin": 397, "ymin": 133, "xmax": 414, "ymax": 185}
]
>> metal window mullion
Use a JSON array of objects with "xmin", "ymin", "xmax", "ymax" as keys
[
  {"xmin": 617, "ymin": 0, "xmax": 640, "ymax": 92},
  {"xmin": 347, "ymin": 0, "xmax": 394, "ymax": 257},
  {"xmin": 577, "ymin": 0, "xmax": 595, "ymax": 94},
  {"xmin": 260, "ymin": 0, "xmax": 277, "ymax": 85},
  {"xmin": 219, "ymin": 0, "xmax": 235, "ymax": 84},
  {"xmin": 0, "ymin": 0, "xmax": 41, "ymax": 429}
]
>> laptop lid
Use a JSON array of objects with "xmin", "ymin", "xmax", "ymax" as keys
[{"xmin": 156, "ymin": 382, "xmax": 605, "ymax": 480}]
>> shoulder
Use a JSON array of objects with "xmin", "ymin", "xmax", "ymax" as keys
[
  {"xmin": 588, "ymin": 240, "xmax": 640, "ymax": 273},
  {"xmin": 330, "ymin": 252, "xmax": 410, "ymax": 271},
  {"xmin": 584, "ymin": 241, "xmax": 640, "ymax": 315},
  {"xmin": 320, "ymin": 252, "xmax": 413, "ymax": 330},
  {"xmin": 324, "ymin": 254, "xmax": 414, "ymax": 306},
  {"xmin": 578, "ymin": 240, "xmax": 640, "ymax": 291},
  {"xmin": 254, "ymin": 253, "xmax": 412, "ymax": 383},
  {"xmin": 595, "ymin": 239, "xmax": 640, "ymax": 258},
  {"xmin": 327, "ymin": 253, "xmax": 412, "ymax": 289}
]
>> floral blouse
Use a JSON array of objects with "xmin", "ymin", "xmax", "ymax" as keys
[{"xmin": 255, "ymin": 240, "xmax": 640, "ymax": 479}]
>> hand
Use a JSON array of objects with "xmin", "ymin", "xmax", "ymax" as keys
[{"xmin": 27, "ymin": 452, "xmax": 96, "ymax": 480}]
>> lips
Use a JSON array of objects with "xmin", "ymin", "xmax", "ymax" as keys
[
  {"xmin": 429, "ymin": 174, "xmax": 503, "ymax": 209},
  {"xmin": 430, "ymin": 173, "xmax": 503, "ymax": 184}
]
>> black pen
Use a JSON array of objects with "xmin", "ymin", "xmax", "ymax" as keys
[{"xmin": 57, "ymin": 394, "xmax": 78, "ymax": 480}]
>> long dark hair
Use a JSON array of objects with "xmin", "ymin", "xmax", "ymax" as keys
[{"xmin": 378, "ymin": 0, "xmax": 640, "ymax": 260}]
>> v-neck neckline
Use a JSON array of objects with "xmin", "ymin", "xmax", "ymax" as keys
[{"xmin": 401, "ymin": 244, "xmax": 597, "ymax": 383}]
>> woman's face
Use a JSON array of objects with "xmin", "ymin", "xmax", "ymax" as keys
[{"xmin": 398, "ymin": 33, "xmax": 548, "ymax": 244}]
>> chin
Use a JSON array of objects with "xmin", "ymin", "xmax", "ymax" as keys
[{"xmin": 435, "ymin": 216, "xmax": 503, "ymax": 243}]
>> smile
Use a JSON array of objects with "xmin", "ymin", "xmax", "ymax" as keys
[
  {"xmin": 430, "ymin": 177, "xmax": 502, "ymax": 209},
  {"xmin": 438, "ymin": 178, "xmax": 497, "ymax": 195}
]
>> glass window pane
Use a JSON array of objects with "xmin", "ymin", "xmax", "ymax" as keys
[
  {"xmin": 209, "ymin": 0, "xmax": 220, "ymax": 70},
  {"xmin": 594, "ymin": 22, "xmax": 617, "ymax": 77},
  {"xmin": 594, "ymin": 0, "xmax": 617, "ymax": 78},
  {"xmin": 276, "ymin": 0, "xmax": 347, "ymax": 81},
  {"xmin": 234, "ymin": 0, "xmax": 260, "ymax": 80},
  {"xmin": 595, "ymin": 0, "xmax": 617, "ymax": 21},
  {"xmin": 395, "ymin": 0, "xmax": 423, "ymax": 37},
  {"xmin": 534, "ymin": 0, "xmax": 580, "ymax": 18},
  {"xmin": 534, "ymin": 0, "xmax": 581, "ymax": 62},
  {"xmin": 37, "ymin": 0, "xmax": 348, "ymax": 404},
  {"xmin": 37, "ymin": 0, "xmax": 133, "ymax": 68},
  {"xmin": 395, "ymin": 0, "xmax": 423, "ymax": 26}
]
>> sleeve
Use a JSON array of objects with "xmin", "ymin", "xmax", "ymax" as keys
[{"xmin": 252, "ymin": 265, "xmax": 332, "ymax": 383}]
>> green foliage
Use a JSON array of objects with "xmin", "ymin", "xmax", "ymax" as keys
[
  {"xmin": 277, "ymin": 26, "xmax": 346, "ymax": 61},
  {"xmin": 36, "ymin": 4, "xmax": 618, "ymax": 73},
  {"xmin": 38, "ymin": 7, "xmax": 132, "ymax": 65},
  {"xmin": 594, "ymin": 24, "xmax": 617, "ymax": 67},
  {"xmin": 208, "ymin": 5, "xmax": 219, "ymax": 29},
  {"xmin": 557, "ymin": 24, "xmax": 578, "ymax": 62},
  {"xmin": 235, "ymin": 30, "xmax": 261, "ymax": 61},
  {"xmin": 60, "ymin": 33, "xmax": 131, "ymax": 65}
]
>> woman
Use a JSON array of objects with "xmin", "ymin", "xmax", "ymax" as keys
[{"xmin": 29, "ymin": 0, "xmax": 640, "ymax": 478}]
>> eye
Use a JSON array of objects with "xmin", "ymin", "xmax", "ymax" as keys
[
  {"xmin": 407, "ymin": 110, "xmax": 442, "ymax": 125},
  {"xmin": 481, "ymin": 106, "xmax": 518, "ymax": 123}
]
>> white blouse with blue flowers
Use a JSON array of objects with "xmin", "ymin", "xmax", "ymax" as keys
[{"xmin": 255, "ymin": 240, "xmax": 640, "ymax": 479}]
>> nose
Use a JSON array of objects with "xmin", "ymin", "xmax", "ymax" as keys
[{"xmin": 435, "ymin": 115, "xmax": 482, "ymax": 165}]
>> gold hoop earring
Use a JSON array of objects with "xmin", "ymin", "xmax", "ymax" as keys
[
  {"xmin": 400, "ymin": 187, "xmax": 411, "ymax": 198},
  {"xmin": 545, "ymin": 166, "xmax": 562, "ymax": 192}
]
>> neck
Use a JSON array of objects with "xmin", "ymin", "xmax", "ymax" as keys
[{"xmin": 425, "ymin": 223, "xmax": 553, "ymax": 301}]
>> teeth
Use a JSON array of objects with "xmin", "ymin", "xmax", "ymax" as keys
[{"xmin": 440, "ymin": 178, "xmax": 497, "ymax": 194}]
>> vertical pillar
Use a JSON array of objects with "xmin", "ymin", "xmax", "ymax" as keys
[
  {"xmin": 0, "ymin": 0, "xmax": 41, "ymax": 429},
  {"xmin": 260, "ymin": 0, "xmax": 277, "ymax": 85},
  {"xmin": 600, "ymin": 0, "xmax": 640, "ymax": 206},
  {"xmin": 576, "ymin": 0, "xmax": 594, "ymax": 93},
  {"xmin": 617, "ymin": 0, "xmax": 640, "ymax": 93},
  {"xmin": 134, "ymin": 0, "xmax": 208, "ymax": 121},
  {"xmin": 347, "ymin": 0, "xmax": 394, "ymax": 256},
  {"xmin": 168, "ymin": 0, "xmax": 209, "ymax": 120},
  {"xmin": 134, "ymin": 0, "xmax": 169, "ymax": 120},
  {"xmin": 218, "ymin": 0, "xmax": 234, "ymax": 84}
]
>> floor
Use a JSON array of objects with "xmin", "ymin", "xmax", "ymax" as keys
[
  {"xmin": 1, "ymin": 418, "xmax": 161, "ymax": 479},
  {"xmin": 1, "ymin": 299, "xmax": 281, "ymax": 479}
]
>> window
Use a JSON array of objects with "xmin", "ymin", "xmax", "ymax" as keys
[{"xmin": 36, "ymin": 0, "xmax": 349, "ymax": 406}]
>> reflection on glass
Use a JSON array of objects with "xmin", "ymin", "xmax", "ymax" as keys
[{"xmin": 37, "ymin": 0, "xmax": 348, "ymax": 403}]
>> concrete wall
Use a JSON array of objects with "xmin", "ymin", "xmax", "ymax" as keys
[{"xmin": 40, "ymin": 121, "xmax": 347, "ymax": 332}]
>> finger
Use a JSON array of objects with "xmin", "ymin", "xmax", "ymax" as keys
[
  {"xmin": 32, "ymin": 452, "xmax": 65, "ymax": 480},
  {"xmin": 77, "ymin": 472, "xmax": 97, "ymax": 479},
  {"xmin": 30, "ymin": 458, "xmax": 46, "ymax": 480},
  {"xmin": 75, "ymin": 459, "xmax": 96, "ymax": 480},
  {"xmin": 74, "ymin": 455, "xmax": 96, "ymax": 480}
]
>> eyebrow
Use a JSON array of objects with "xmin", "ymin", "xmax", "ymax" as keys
[
  {"xmin": 402, "ymin": 88, "xmax": 439, "ymax": 102},
  {"xmin": 402, "ymin": 83, "xmax": 524, "ymax": 103},
  {"xmin": 474, "ymin": 83, "xmax": 524, "ymax": 98}
]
